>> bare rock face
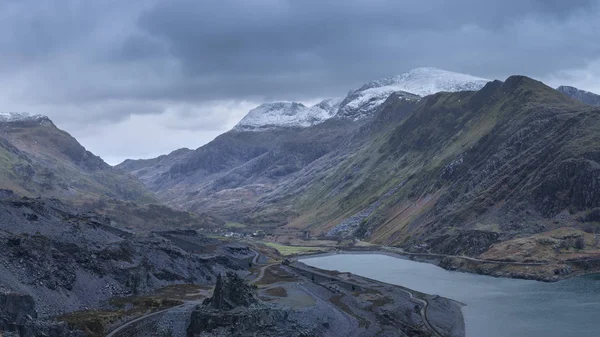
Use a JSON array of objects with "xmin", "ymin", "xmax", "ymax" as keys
[
  {"xmin": 0, "ymin": 292, "xmax": 78, "ymax": 337},
  {"xmin": 0, "ymin": 292, "xmax": 37, "ymax": 329},
  {"xmin": 189, "ymin": 273, "xmax": 316, "ymax": 337},
  {"xmin": 203, "ymin": 272, "xmax": 258, "ymax": 310}
]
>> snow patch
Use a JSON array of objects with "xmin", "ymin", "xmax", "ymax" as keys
[
  {"xmin": 233, "ymin": 99, "xmax": 341, "ymax": 131},
  {"xmin": 0, "ymin": 112, "xmax": 48, "ymax": 123},
  {"xmin": 336, "ymin": 67, "xmax": 490, "ymax": 120},
  {"xmin": 233, "ymin": 67, "xmax": 490, "ymax": 131}
]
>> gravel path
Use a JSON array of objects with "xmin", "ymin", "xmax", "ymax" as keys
[{"xmin": 105, "ymin": 305, "xmax": 183, "ymax": 337}]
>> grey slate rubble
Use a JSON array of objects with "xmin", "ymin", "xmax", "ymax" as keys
[
  {"xmin": 0, "ymin": 196, "xmax": 251, "ymax": 336},
  {"xmin": 188, "ymin": 273, "xmax": 315, "ymax": 337}
]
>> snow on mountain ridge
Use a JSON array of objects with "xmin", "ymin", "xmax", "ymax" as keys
[
  {"xmin": 556, "ymin": 85, "xmax": 600, "ymax": 106},
  {"xmin": 234, "ymin": 67, "xmax": 490, "ymax": 131},
  {"xmin": 234, "ymin": 99, "xmax": 341, "ymax": 131},
  {"xmin": 355, "ymin": 67, "xmax": 489, "ymax": 95},
  {"xmin": 336, "ymin": 67, "xmax": 490, "ymax": 120},
  {"xmin": 0, "ymin": 112, "xmax": 49, "ymax": 123}
]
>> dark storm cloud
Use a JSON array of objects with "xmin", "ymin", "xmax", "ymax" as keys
[
  {"xmin": 127, "ymin": 0, "xmax": 600, "ymax": 101},
  {"xmin": 4, "ymin": 0, "xmax": 599, "ymax": 106},
  {"xmin": 0, "ymin": 0, "xmax": 599, "ymax": 162}
]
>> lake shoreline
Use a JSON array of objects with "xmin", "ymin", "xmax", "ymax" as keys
[
  {"xmin": 300, "ymin": 252, "xmax": 600, "ymax": 337},
  {"xmin": 292, "ymin": 247, "xmax": 600, "ymax": 282},
  {"xmin": 289, "ymin": 259, "xmax": 466, "ymax": 337}
]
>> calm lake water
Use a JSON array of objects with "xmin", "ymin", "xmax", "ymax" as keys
[{"xmin": 301, "ymin": 253, "xmax": 600, "ymax": 337}]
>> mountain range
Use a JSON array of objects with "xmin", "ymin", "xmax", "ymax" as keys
[
  {"xmin": 2, "ymin": 67, "xmax": 600, "ymax": 335},
  {"xmin": 557, "ymin": 85, "xmax": 600, "ymax": 106},
  {"xmin": 233, "ymin": 67, "xmax": 491, "ymax": 130},
  {"xmin": 117, "ymin": 67, "xmax": 600, "ymax": 260},
  {"xmin": 0, "ymin": 113, "xmax": 153, "ymax": 203},
  {"xmin": 117, "ymin": 67, "xmax": 490, "ymax": 225},
  {"xmin": 2, "ymin": 67, "xmax": 600, "ymax": 258},
  {"xmin": 118, "ymin": 68, "xmax": 600, "ymax": 255},
  {"xmin": 0, "ymin": 113, "xmax": 224, "ymax": 232}
]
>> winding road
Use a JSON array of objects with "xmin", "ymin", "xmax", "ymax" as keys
[
  {"xmin": 249, "ymin": 249, "xmax": 276, "ymax": 284},
  {"xmin": 105, "ymin": 304, "xmax": 186, "ymax": 337}
]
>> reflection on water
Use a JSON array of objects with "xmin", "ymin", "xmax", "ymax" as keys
[{"xmin": 301, "ymin": 254, "xmax": 600, "ymax": 337}]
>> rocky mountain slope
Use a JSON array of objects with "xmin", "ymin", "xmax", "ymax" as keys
[
  {"xmin": 119, "ymin": 118, "xmax": 362, "ymax": 225},
  {"xmin": 118, "ymin": 68, "xmax": 487, "ymax": 225},
  {"xmin": 79, "ymin": 198, "xmax": 225, "ymax": 233},
  {"xmin": 0, "ymin": 113, "xmax": 154, "ymax": 203},
  {"xmin": 557, "ymin": 85, "xmax": 600, "ymax": 106},
  {"xmin": 281, "ymin": 76, "xmax": 600, "ymax": 256},
  {"xmin": 122, "ymin": 73, "xmax": 600, "ymax": 263}
]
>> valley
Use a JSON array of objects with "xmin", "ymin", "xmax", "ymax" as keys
[
  {"xmin": 3, "ymin": 0, "xmax": 600, "ymax": 335},
  {"xmin": 2, "ymin": 67, "xmax": 600, "ymax": 337},
  {"xmin": 119, "ymin": 69, "xmax": 600, "ymax": 282}
]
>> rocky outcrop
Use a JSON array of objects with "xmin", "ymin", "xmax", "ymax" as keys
[
  {"xmin": 204, "ymin": 272, "xmax": 258, "ymax": 310},
  {"xmin": 0, "ymin": 293, "xmax": 37, "ymax": 329},
  {"xmin": 189, "ymin": 273, "xmax": 314, "ymax": 337},
  {"xmin": 188, "ymin": 307, "xmax": 295, "ymax": 336},
  {"xmin": 422, "ymin": 230, "xmax": 501, "ymax": 256},
  {"xmin": 0, "ymin": 292, "xmax": 79, "ymax": 337}
]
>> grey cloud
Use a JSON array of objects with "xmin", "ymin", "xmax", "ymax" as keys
[
  {"xmin": 0, "ymin": 0, "xmax": 599, "ymax": 161},
  {"xmin": 127, "ymin": 0, "xmax": 600, "ymax": 100}
]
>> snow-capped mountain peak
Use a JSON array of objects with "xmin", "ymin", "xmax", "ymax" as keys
[
  {"xmin": 356, "ymin": 67, "xmax": 489, "ymax": 95},
  {"xmin": 336, "ymin": 67, "xmax": 490, "ymax": 120},
  {"xmin": 233, "ymin": 99, "xmax": 340, "ymax": 131},
  {"xmin": 234, "ymin": 68, "xmax": 490, "ymax": 131},
  {"xmin": 556, "ymin": 85, "xmax": 600, "ymax": 106},
  {"xmin": 0, "ymin": 112, "xmax": 50, "ymax": 124}
]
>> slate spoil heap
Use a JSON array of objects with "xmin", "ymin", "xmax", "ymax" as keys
[
  {"xmin": 204, "ymin": 273, "xmax": 259, "ymax": 310},
  {"xmin": 188, "ymin": 272, "xmax": 313, "ymax": 337}
]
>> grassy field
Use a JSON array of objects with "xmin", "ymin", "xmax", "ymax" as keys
[
  {"xmin": 224, "ymin": 221, "xmax": 247, "ymax": 228},
  {"xmin": 262, "ymin": 242, "xmax": 327, "ymax": 256}
]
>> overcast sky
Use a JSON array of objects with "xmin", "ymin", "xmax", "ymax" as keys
[{"xmin": 1, "ymin": 0, "xmax": 599, "ymax": 164}]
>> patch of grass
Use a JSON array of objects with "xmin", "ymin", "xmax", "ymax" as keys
[
  {"xmin": 262, "ymin": 242, "xmax": 326, "ymax": 256},
  {"xmin": 58, "ymin": 310, "xmax": 121, "ymax": 336},
  {"xmin": 224, "ymin": 221, "xmax": 247, "ymax": 228},
  {"xmin": 256, "ymin": 265, "xmax": 299, "ymax": 286},
  {"xmin": 368, "ymin": 295, "xmax": 393, "ymax": 308},
  {"xmin": 205, "ymin": 234, "xmax": 227, "ymax": 240},
  {"xmin": 264, "ymin": 286, "xmax": 288, "ymax": 297}
]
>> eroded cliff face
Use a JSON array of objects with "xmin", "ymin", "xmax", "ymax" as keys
[{"xmin": 0, "ymin": 292, "xmax": 77, "ymax": 337}]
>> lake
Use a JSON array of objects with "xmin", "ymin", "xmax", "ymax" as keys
[{"xmin": 301, "ymin": 253, "xmax": 600, "ymax": 337}]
